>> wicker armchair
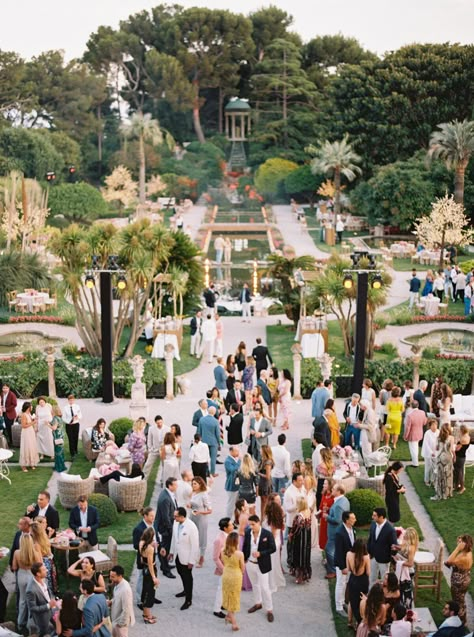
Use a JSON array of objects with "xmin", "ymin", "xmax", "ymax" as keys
[
  {"xmin": 82, "ymin": 428, "xmax": 115, "ymax": 462},
  {"xmin": 95, "ymin": 536, "xmax": 118, "ymax": 573},
  {"xmin": 57, "ymin": 475, "xmax": 95, "ymax": 509},
  {"xmin": 109, "ymin": 478, "xmax": 147, "ymax": 512},
  {"xmin": 93, "ymin": 479, "xmax": 109, "ymax": 496},
  {"xmin": 11, "ymin": 423, "xmax": 22, "ymax": 448}
]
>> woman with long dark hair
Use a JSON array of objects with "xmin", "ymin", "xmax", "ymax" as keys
[
  {"xmin": 55, "ymin": 591, "xmax": 81, "ymax": 637},
  {"xmin": 454, "ymin": 425, "xmax": 471, "ymax": 494},
  {"xmin": 139, "ymin": 527, "xmax": 159, "ymax": 623},
  {"xmin": 358, "ymin": 582, "xmax": 388, "ymax": 637},
  {"xmin": 383, "ymin": 461, "xmax": 406, "ymax": 524},
  {"xmin": 265, "ymin": 497, "xmax": 286, "ymax": 592},
  {"xmin": 346, "ymin": 539, "xmax": 370, "ymax": 626}
]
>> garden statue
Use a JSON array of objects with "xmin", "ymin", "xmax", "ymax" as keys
[
  {"xmin": 45, "ymin": 346, "xmax": 57, "ymax": 398},
  {"xmin": 318, "ymin": 352, "xmax": 335, "ymax": 381},
  {"xmin": 129, "ymin": 355, "xmax": 148, "ymax": 421}
]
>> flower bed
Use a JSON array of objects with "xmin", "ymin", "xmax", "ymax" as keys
[
  {"xmin": 411, "ymin": 314, "xmax": 467, "ymax": 323},
  {"xmin": 9, "ymin": 315, "xmax": 65, "ymax": 324}
]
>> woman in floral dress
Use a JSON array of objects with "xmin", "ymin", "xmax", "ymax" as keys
[
  {"xmin": 49, "ymin": 405, "xmax": 66, "ymax": 473},
  {"xmin": 278, "ymin": 369, "xmax": 292, "ymax": 430},
  {"xmin": 287, "ymin": 497, "xmax": 312, "ymax": 583},
  {"xmin": 127, "ymin": 419, "xmax": 147, "ymax": 466},
  {"xmin": 432, "ymin": 423, "xmax": 454, "ymax": 501}
]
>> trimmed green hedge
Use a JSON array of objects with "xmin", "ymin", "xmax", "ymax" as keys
[
  {"xmin": 88, "ymin": 494, "xmax": 118, "ymax": 527},
  {"xmin": 347, "ymin": 489, "xmax": 385, "ymax": 526}
]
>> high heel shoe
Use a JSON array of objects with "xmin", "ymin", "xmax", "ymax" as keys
[{"xmin": 143, "ymin": 616, "xmax": 157, "ymax": 624}]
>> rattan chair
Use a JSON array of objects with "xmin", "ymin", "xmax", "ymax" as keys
[
  {"xmin": 57, "ymin": 475, "xmax": 95, "ymax": 509},
  {"xmin": 109, "ymin": 478, "xmax": 147, "ymax": 512},
  {"xmin": 11, "ymin": 422, "xmax": 22, "ymax": 448},
  {"xmin": 82, "ymin": 429, "xmax": 115, "ymax": 462},
  {"xmin": 95, "ymin": 536, "xmax": 118, "ymax": 574},
  {"xmin": 7, "ymin": 291, "xmax": 18, "ymax": 312},
  {"xmin": 413, "ymin": 538, "xmax": 443, "ymax": 602},
  {"xmin": 93, "ymin": 479, "xmax": 109, "ymax": 496}
]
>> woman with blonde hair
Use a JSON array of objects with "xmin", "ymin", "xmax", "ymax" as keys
[
  {"xmin": 31, "ymin": 520, "xmax": 57, "ymax": 594},
  {"xmin": 304, "ymin": 472, "xmax": 319, "ymax": 549},
  {"xmin": 267, "ymin": 367, "xmax": 279, "ymax": 423},
  {"xmin": 287, "ymin": 497, "xmax": 312, "ymax": 584},
  {"xmin": 395, "ymin": 527, "xmax": 419, "ymax": 608},
  {"xmin": 221, "ymin": 532, "xmax": 244, "ymax": 631},
  {"xmin": 189, "ymin": 476, "xmax": 212, "ymax": 568},
  {"xmin": 385, "ymin": 387, "xmax": 404, "ymax": 448},
  {"xmin": 236, "ymin": 454, "xmax": 258, "ymax": 514},
  {"xmin": 12, "ymin": 534, "xmax": 42, "ymax": 631},
  {"xmin": 317, "ymin": 447, "xmax": 335, "ymax": 479},
  {"xmin": 257, "ymin": 445, "xmax": 274, "ymax": 516},
  {"xmin": 127, "ymin": 419, "xmax": 146, "ymax": 466},
  {"xmin": 160, "ymin": 431, "xmax": 180, "ymax": 483}
]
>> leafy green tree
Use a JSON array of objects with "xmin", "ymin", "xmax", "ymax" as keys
[
  {"xmin": 428, "ymin": 119, "xmax": 474, "ymax": 206},
  {"xmin": 249, "ymin": 7, "xmax": 295, "ymax": 61},
  {"xmin": 307, "ymin": 136, "xmax": 362, "ymax": 215},
  {"xmin": 0, "ymin": 128, "xmax": 64, "ymax": 179},
  {"xmin": 265, "ymin": 253, "xmax": 316, "ymax": 324},
  {"xmin": 0, "ymin": 251, "xmax": 51, "ymax": 307},
  {"xmin": 284, "ymin": 164, "xmax": 324, "ymax": 209},
  {"xmin": 48, "ymin": 183, "xmax": 108, "ymax": 225},
  {"xmin": 254, "ymin": 157, "xmax": 298, "ymax": 200}
]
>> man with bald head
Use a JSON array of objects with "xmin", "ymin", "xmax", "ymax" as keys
[{"xmin": 197, "ymin": 406, "xmax": 220, "ymax": 477}]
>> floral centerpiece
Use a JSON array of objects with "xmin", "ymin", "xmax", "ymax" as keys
[{"xmin": 333, "ymin": 445, "xmax": 360, "ymax": 475}]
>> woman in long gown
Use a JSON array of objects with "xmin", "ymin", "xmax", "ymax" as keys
[
  {"xmin": 221, "ymin": 532, "xmax": 244, "ymax": 631},
  {"xmin": 31, "ymin": 520, "xmax": 57, "ymax": 595},
  {"xmin": 234, "ymin": 499, "xmax": 252, "ymax": 591},
  {"xmin": 257, "ymin": 445, "xmax": 274, "ymax": 517},
  {"xmin": 160, "ymin": 432, "xmax": 180, "ymax": 482},
  {"xmin": 304, "ymin": 473, "xmax": 319, "ymax": 549},
  {"xmin": 432, "ymin": 423, "xmax": 454, "ymax": 501},
  {"xmin": 189, "ymin": 476, "xmax": 212, "ymax": 568},
  {"xmin": 445, "ymin": 534, "xmax": 473, "ymax": 625},
  {"xmin": 20, "ymin": 401, "xmax": 39, "ymax": 472},
  {"xmin": 383, "ymin": 461, "xmax": 406, "ymax": 524},
  {"xmin": 324, "ymin": 399, "xmax": 341, "ymax": 448},
  {"xmin": 127, "ymin": 419, "xmax": 147, "ymax": 466},
  {"xmin": 318, "ymin": 479, "xmax": 334, "ymax": 550},
  {"xmin": 287, "ymin": 497, "xmax": 312, "ymax": 583},
  {"xmin": 35, "ymin": 397, "xmax": 54, "ymax": 459},
  {"xmin": 264, "ymin": 499, "xmax": 286, "ymax": 592},
  {"xmin": 438, "ymin": 382, "xmax": 453, "ymax": 424},
  {"xmin": 346, "ymin": 539, "xmax": 370, "ymax": 626},
  {"xmin": 278, "ymin": 369, "xmax": 292, "ymax": 430},
  {"xmin": 49, "ymin": 406, "xmax": 66, "ymax": 473}
]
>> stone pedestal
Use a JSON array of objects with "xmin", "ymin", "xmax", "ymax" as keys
[
  {"xmin": 411, "ymin": 346, "xmax": 422, "ymax": 389},
  {"xmin": 129, "ymin": 355, "xmax": 148, "ymax": 421},
  {"xmin": 45, "ymin": 347, "xmax": 57, "ymax": 398},
  {"xmin": 291, "ymin": 343, "xmax": 302, "ymax": 400},
  {"xmin": 164, "ymin": 344, "xmax": 175, "ymax": 400}
]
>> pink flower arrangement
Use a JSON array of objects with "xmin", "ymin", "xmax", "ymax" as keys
[
  {"xmin": 9, "ymin": 315, "xmax": 64, "ymax": 324},
  {"xmin": 412, "ymin": 315, "xmax": 467, "ymax": 323},
  {"xmin": 435, "ymin": 353, "xmax": 474, "ymax": 360}
]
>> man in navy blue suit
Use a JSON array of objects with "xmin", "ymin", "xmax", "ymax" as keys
[
  {"xmin": 64, "ymin": 579, "xmax": 110, "ymax": 637},
  {"xmin": 68, "ymin": 495, "xmax": 100, "ymax": 551}
]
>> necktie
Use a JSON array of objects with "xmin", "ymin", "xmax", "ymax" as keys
[{"xmin": 71, "ymin": 406, "xmax": 74, "ymax": 420}]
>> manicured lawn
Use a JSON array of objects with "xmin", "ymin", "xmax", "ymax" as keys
[
  {"xmin": 407, "ymin": 465, "xmax": 474, "ymax": 598},
  {"xmin": 305, "ymin": 216, "xmax": 361, "ymax": 256},
  {"xmin": 392, "ymin": 255, "xmax": 471, "ymax": 272}
]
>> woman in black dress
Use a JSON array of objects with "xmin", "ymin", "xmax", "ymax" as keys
[
  {"xmin": 454, "ymin": 425, "xmax": 471, "ymax": 494},
  {"xmin": 139, "ymin": 527, "xmax": 159, "ymax": 624},
  {"xmin": 346, "ymin": 539, "xmax": 370, "ymax": 626},
  {"xmin": 55, "ymin": 591, "xmax": 82, "ymax": 637},
  {"xmin": 236, "ymin": 453, "xmax": 258, "ymax": 514},
  {"xmin": 287, "ymin": 497, "xmax": 312, "ymax": 584},
  {"xmin": 257, "ymin": 445, "xmax": 274, "ymax": 517},
  {"xmin": 383, "ymin": 461, "xmax": 406, "ymax": 524}
]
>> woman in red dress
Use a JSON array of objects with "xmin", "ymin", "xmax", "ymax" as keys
[{"xmin": 318, "ymin": 478, "xmax": 335, "ymax": 550}]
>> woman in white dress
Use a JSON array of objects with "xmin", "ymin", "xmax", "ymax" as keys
[
  {"xmin": 160, "ymin": 431, "xmax": 180, "ymax": 483},
  {"xmin": 188, "ymin": 476, "xmax": 212, "ymax": 567},
  {"xmin": 35, "ymin": 397, "xmax": 54, "ymax": 459},
  {"xmin": 19, "ymin": 402, "xmax": 39, "ymax": 472},
  {"xmin": 264, "ymin": 495, "xmax": 286, "ymax": 592},
  {"xmin": 304, "ymin": 473, "xmax": 319, "ymax": 549}
]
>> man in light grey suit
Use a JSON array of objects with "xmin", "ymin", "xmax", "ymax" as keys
[
  {"xmin": 26, "ymin": 562, "xmax": 57, "ymax": 637},
  {"xmin": 248, "ymin": 405, "xmax": 272, "ymax": 462},
  {"xmin": 64, "ymin": 579, "xmax": 110, "ymax": 637},
  {"xmin": 110, "ymin": 565, "xmax": 135, "ymax": 637},
  {"xmin": 324, "ymin": 484, "xmax": 350, "ymax": 580}
]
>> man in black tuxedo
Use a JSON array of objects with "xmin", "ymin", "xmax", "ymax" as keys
[
  {"xmin": 243, "ymin": 515, "xmax": 276, "ymax": 623},
  {"xmin": 155, "ymin": 477, "xmax": 178, "ymax": 579},
  {"xmin": 225, "ymin": 379, "xmax": 245, "ymax": 412},
  {"xmin": 226, "ymin": 404, "xmax": 243, "ymax": 446},
  {"xmin": 313, "ymin": 413, "xmax": 331, "ymax": 449},
  {"xmin": 252, "ymin": 338, "xmax": 273, "ymax": 379},
  {"xmin": 367, "ymin": 507, "xmax": 398, "ymax": 586},
  {"xmin": 68, "ymin": 495, "xmax": 100, "ymax": 551},
  {"xmin": 334, "ymin": 511, "xmax": 357, "ymax": 616},
  {"xmin": 26, "ymin": 491, "xmax": 60, "ymax": 538},
  {"xmin": 132, "ymin": 506, "xmax": 162, "ymax": 608}
]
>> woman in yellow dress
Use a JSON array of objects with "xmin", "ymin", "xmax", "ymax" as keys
[
  {"xmin": 221, "ymin": 531, "xmax": 245, "ymax": 631},
  {"xmin": 324, "ymin": 399, "xmax": 341, "ymax": 448},
  {"xmin": 384, "ymin": 387, "xmax": 404, "ymax": 449}
]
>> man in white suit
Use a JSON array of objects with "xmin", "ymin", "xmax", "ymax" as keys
[
  {"xmin": 110, "ymin": 565, "xmax": 135, "ymax": 637},
  {"xmin": 169, "ymin": 507, "xmax": 200, "ymax": 610}
]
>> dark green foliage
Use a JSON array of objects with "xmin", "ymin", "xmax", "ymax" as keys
[
  {"xmin": 87, "ymin": 494, "xmax": 118, "ymax": 527},
  {"xmin": 284, "ymin": 164, "xmax": 324, "ymax": 208},
  {"xmin": 48, "ymin": 183, "xmax": 108, "ymax": 224},
  {"xmin": 301, "ymin": 359, "xmax": 322, "ymax": 397},
  {"xmin": 0, "ymin": 251, "xmax": 51, "ymax": 306},
  {"xmin": 54, "ymin": 358, "xmax": 102, "ymax": 398},
  {"xmin": 0, "ymin": 128, "xmax": 64, "ymax": 179},
  {"xmin": 347, "ymin": 489, "xmax": 385, "ymax": 526},
  {"xmin": 109, "ymin": 418, "xmax": 134, "ymax": 446}
]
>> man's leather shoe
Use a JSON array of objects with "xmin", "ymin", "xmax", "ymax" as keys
[
  {"xmin": 163, "ymin": 571, "xmax": 176, "ymax": 579},
  {"xmin": 214, "ymin": 612, "xmax": 226, "ymax": 619},
  {"xmin": 175, "ymin": 591, "xmax": 186, "ymax": 598},
  {"xmin": 248, "ymin": 604, "xmax": 262, "ymax": 613},
  {"xmin": 169, "ymin": 564, "xmax": 176, "ymax": 569},
  {"xmin": 267, "ymin": 612, "xmax": 274, "ymax": 623},
  {"xmin": 325, "ymin": 573, "xmax": 336, "ymax": 579},
  {"xmin": 216, "ymin": 460, "xmax": 224, "ymax": 464},
  {"xmin": 137, "ymin": 603, "xmax": 143, "ymax": 610},
  {"xmin": 180, "ymin": 601, "xmax": 192, "ymax": 610},
  {"xmin": 154, "ymin": 598, "xmax": 162, "ymax": 604}
]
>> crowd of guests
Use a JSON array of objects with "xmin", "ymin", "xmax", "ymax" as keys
[{"xmin": 408, "ymin": 266, "xmax": 474, "ymax": 315}]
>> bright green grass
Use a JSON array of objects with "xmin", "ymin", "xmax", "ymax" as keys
[
  {"xmin": 305, "ymin": 216, "xmax": 361, "ymax": 256},
  {"xmin": 407, "ymin": 464, "xmax": 474, "ymax": 598}
]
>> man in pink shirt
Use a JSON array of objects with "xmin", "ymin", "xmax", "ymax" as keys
[
  {"xmin": 404, "ymin": 400, "xmax": 427, "ymax": 467},
  {"xmin": 212, "ymin": 518, "xmax": 234, "ymax": 619}
]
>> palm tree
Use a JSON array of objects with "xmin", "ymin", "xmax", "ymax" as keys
[
  {"xmin": 121, "ymin": 112, "xmax": 173, "ymax": 206},
  {"xmin": 428, "ymin": 119, "xmax": 474, "ymax": 205},
  {"xmin": 306, "ymin": 136, "xmax": 362, "ymax": 215},
  {"xmin": 266, "ymin": 253, "xmax": 316, "ymax": 325}
]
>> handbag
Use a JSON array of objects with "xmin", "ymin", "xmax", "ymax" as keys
[
  {"xmin": 54, "ymin": 438, "xmax": 64, "ymax": 446},
  {"xmin": 0, "ymin": 415, "xmax": 5, "ymax": 431}
]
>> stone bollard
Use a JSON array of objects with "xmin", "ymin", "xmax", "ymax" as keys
[
  {"xmin": 45, "ymin": 347, "xmax": 57, "ymax": 398},
  {"xmin": 291, "ymin": 343, "xmax": 302, "ymax": 400},
  {"xmin": 164, "ymin": 343, "xmax": 175, "ymax": 400}
]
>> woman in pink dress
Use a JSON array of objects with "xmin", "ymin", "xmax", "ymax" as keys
[
  {"xmin": 278, "ymin": 369, "xmax": 293, "ymax": 430},
  {"xmin": 20, "ymin": 402, "xmax": 39, "ymax": 472}
]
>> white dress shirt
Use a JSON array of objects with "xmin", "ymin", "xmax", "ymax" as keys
[
  {"xmin": 375, "ymin": 519, "xmax": 386, "ymax": 540},
  {"xmin": 271, "ymin": 445, "xmax": 291, "ymax": 479},
  {"xmin": 189, "ymin": 441, "xmax": 210, "ymax": 464}
]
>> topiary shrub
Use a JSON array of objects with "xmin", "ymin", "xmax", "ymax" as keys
[
  {"xmin": 109, "ymin": 417, "xmax": 133, "ymax": 446},
  {"xmin": 347, "ymin": 489, "xmax": 385, "ymax": 526},
  {"xmin": 88, "ymin": 494, "xmax": 118, "ymax": 527}
]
